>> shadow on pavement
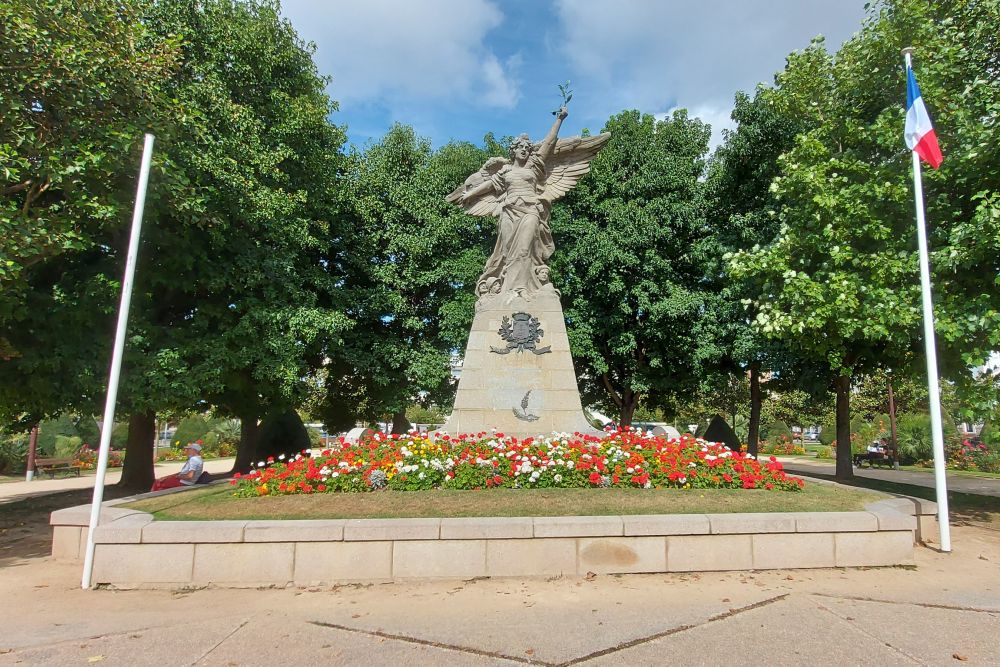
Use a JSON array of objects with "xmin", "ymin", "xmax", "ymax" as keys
[{"xmin": 0, "ymin": 486, "xmax": 138, "ymax": 567}]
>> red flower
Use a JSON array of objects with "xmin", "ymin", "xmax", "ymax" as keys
[{"xmin": 588, "ymin": 472, "xmax": 602, "ymax": 485}]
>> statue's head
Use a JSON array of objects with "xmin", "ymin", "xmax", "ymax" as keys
[
  {"xmin": 509, "ymin": 134, "xmax": 534, "ymax": 162},
  {"xmin": 535, "ymin": 265, "xmax": 550, "ymax": 283}
]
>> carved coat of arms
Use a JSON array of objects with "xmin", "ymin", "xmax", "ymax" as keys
[{"xmin": 490, "ymin": 312, "xmax": 551, "ymax": 355}]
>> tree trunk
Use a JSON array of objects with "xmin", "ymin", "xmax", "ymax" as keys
[
  {"xmin": 391, "ymin": 409, "xmax": 411, "ymax": 435},
  {"xmin": 748, "ymin": 364, "xmax": 762, "ymax": 458},
  {"xmin": 888, "ymin": 377, "xmax": 899, "ymax": 469},
  {"xmin": 26, "ymin": 424, "xmax": 39, "ymax": 481},
  {"xmin": 834, "ymin": 374, "xmax": 854, "ymax": 480},
  {"xmin": 233, "ymin": 416, "xmax": 260, "ymax": 474},
  {"xmin": 118, "ymin": 411, "xmax": 156, "ymax": 491},
  {"xmin": 619, "ymin": 390, "xmax": 637, "ymax": 428}
]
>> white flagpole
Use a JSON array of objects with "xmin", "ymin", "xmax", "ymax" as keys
[
  {"xmin": 81, "ymin": 133, "xmax": 155, "ymax": 589},
  {"xmin": 903, "ymin": 48, "xmax": 951, "ymax": 553}
]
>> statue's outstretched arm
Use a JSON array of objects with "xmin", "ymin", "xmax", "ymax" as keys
[{"xmin": 538, "ymin": 107, "xmax": 568, "ymax": 162}]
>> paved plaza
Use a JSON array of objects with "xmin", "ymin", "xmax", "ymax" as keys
[{"xmin": 1, "ymin": 469, "xmax": 998, "ymax": 666}]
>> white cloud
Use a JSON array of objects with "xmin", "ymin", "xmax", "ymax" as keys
[
  {"xmin": 281, "ymin": 0, "xmax": 520, "ymax": 108},
  {"xmin": 554, "ymin": 0, "xmax": 866, "ymax": 135}
]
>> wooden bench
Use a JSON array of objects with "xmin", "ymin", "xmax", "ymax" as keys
[{"xmin": 34, "ymin": 457, "xmax": 82, "ymax": 478}]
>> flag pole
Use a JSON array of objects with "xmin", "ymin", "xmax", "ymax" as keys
[
  {"xmin": 81, "ymin": 133, "xmax": 155, "ymax": 589},
  {"xmin": 903, "ymin": 47, "xmax": 951, "ymax": 552}
]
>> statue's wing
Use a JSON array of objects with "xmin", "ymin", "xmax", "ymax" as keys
[
  {"xmin": 445, "ymin": 157, "xmax": 508, "ymax": 217},
  {"xmin": 541, "ymin": 133, "xmax": 611, "ymax": 203}
]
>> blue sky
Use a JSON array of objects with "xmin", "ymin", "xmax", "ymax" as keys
[{"xmin": 280, "ymin": 0, "xmax": 869, "ymax": 151}]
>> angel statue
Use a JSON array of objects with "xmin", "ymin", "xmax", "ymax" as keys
[{"xmin": 447, "ymin": 107, "xmax": 610, "ymax": 299}]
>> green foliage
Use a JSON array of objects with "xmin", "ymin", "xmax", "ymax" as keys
[
  {"xmin": 981, "ymin": 422, "xmax": 997, "ymax": 447},
  {"xmin": 321, "ymin": 127, "xmax": 489, "ymax": 427},
  {"xmin": 36, "ymin": 414, "xmax": 78, "ymax": 456},
  {"xmin": 405, "ymin": 404, "xmax": 446, "ymax": 425},
  {"xmin": 173, "ymin": 415, "xmax": 219, "ymax": 448},
  {"xmin": 896, "ymin": 413, "xmax": 933, "ymax": 463},
  {"xmin": 0, "ymin": 430, "xmax": 29, "ymax": 474},
  {"xmin": 0, "ymin": 0, "xmax": 179, "ymax": 324},
  {"xmin": 553, "ymin": 109, "xmax": 714, "ymax": 423},
  {"xmin": 54, "ymin": 435, "xmax": 82, "ymax": 458},
  {"xmin": 762, "ymin": 420, "xmax": 792, "ymax": 443}
]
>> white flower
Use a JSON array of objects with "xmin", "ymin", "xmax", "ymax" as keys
[
  {"xmin": 554, "ymin": 474, "xmax": 563, "ymax": 483},
  {"xmin": 627, "ymin": 467, "xmax": 634, "ymax": 474},
  {"xmin": 678, "ymin": 476, "xmax": 687, "ymax": 484},
  {"xmin": 257, "ymin": 461, "xmax": 265, "ymax": 468},
  {"xmin": 567, "ymin": 461, "xmax": 575, "ymax": 469},
  {"xmin": 688, "ymin": 462, "xmax": 696, "ymax": 468},
  {"xmin": 278, "ymin": 454, "xmax": 286, "ymax": 461},
  {"xmin": 418, "ymin": 472, "xmax": 426, "ymax": 480}
]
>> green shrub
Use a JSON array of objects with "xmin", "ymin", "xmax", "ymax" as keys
[
  {"xmin": 75, "ymin": 416, "xmax": 101, "ymax": 447},
  {"xmin": 815, "ymin": 446, "xmax": 834, "ymax": 460},
  {"xmin": 211, "ymin": 419, "xmax": 241, "ymax": 448},
  {"xmin": 818, "ymin": 414, "xmax": 836, "ymax": 445},
  {"xmin": 54, "ymin": 435, "xmax": 83, "ymax": 458},
  {"xmin": 0, "ymin": 432, "xmax": 30, "ymax": 474},
  {"xmin": 110, "ymin": 422, "xmax": 129, "ymax": 449},
  {"xmin": 979, "ymin": 421, "xmax": 994, "ymax": 447},
  {"xmin": 762, "ymin": 419, "xmax": 792, "ymax": 444},
  {"xmin": 173, "ymin": 415, "xmax": 222, "ymax": 448},
  {"xmin": 896, "ymin": 413, "xmax": 933, "ymax": 463},
  {"xmin": 36, "ymin": 414, "xmax": 78, "ymax": 456}
]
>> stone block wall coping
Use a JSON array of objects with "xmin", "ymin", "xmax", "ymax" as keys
[{"xmin": 53, "ymin": 495, "xmax": 929, "ymax": 545}]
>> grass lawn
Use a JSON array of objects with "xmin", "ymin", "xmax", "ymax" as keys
[{"xmin": 124, "ymin": 482, "xmax": 885, "ymax": 521}]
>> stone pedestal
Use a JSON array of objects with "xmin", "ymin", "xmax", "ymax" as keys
[{"xmin": 440, "ymin": 289, "xmax": 601, "ymax": 439}]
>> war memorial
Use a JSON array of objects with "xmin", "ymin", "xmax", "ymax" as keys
[{"xmin": 45, "ymin": 108, "xmax": 934, "ymax": 589}]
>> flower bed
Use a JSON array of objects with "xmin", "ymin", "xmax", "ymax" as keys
[{"xmin": 232, "ymin": 431, "xmax": 804, "ymax": 497}]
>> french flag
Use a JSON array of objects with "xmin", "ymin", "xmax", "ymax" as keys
[{"xmin": 905, "ymin": 66, "xmax": 943, "ymax": 168}]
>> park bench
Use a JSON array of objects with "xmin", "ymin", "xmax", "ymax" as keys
[
  {"xmin": 34, "ymin": 457, "xmax": 82, "ymax": 478},
  {"xmin": 852, "ymin": 449, "xmax": 896, "ymax": 470}
]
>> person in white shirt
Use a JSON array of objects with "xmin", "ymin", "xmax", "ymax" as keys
[{"xmin": 151, "ymin": 442, "xmax": 205, "ymax": 491}]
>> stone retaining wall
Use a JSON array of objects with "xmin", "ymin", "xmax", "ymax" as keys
[{"xmin": 50, "ymin": 496, "xmax": 936, "ymax": 589}]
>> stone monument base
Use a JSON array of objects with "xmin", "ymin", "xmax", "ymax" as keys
[{"xmin": 440, "ymin": 289, "xmax": 601, "ymax": 440}]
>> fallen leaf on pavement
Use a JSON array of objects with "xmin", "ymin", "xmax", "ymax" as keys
[{"xmin": 952, "ymin": 653, "xmax": 968, "ymax": 661}]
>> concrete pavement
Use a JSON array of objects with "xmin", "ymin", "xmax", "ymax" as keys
[
  {"xmin": 0, "ymin": 524, "xmax": 997, "ymax": 666},
  {"xmin": 778, "ymin": 456, "xmax": 1000, "ymax": 498}
]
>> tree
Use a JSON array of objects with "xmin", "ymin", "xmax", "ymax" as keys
[
  {"xmin": 125, "ymin": 0, "xmax": 352, "ymax": 478},
  {"xmin": 0, "ymin": 0, "xmax": 179, "ymax": 427},
  {"xmin": 729, "ymin": 0, "xmax": 1000, "ymax": 479},
  {"xmin": 0, "ymin": 0, "xmax": 179, "ymax": 327},
  {"xmin": 552, "ymin": 110, "xmax": 714, "ymax": 425},
  {"xmin": 705, "ymin": 84, "xmax": 809, "ymax": 456},
  {"xmin": 320, "ymin": 127, "xmax": 489, "ymax": 432},
  {"xmin": 3, "ymin": 0, "xmax": 352, "ymax": 486}
]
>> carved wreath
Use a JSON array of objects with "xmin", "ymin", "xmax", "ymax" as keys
[{"xmin": 490, "ymin": 312, "xmax": 551, "ymax": 355}]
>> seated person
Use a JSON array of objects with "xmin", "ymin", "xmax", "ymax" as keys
[{"xmin": 150, "ymin": 443, "xmax": 204, "ymax": 491}]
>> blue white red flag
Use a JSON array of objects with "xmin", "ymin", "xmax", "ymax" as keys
[{"xmin": 905, "ymin": 66, "xmax": 943, "ymax": 168}]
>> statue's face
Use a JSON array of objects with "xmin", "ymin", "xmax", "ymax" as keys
[
  {"xmin": 513, "ymin": 143, "xmax": 531, "ymax": 162},
  {"xmin": 538, "ymin": 268, "xmax": 549, "ymax": 282}
]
